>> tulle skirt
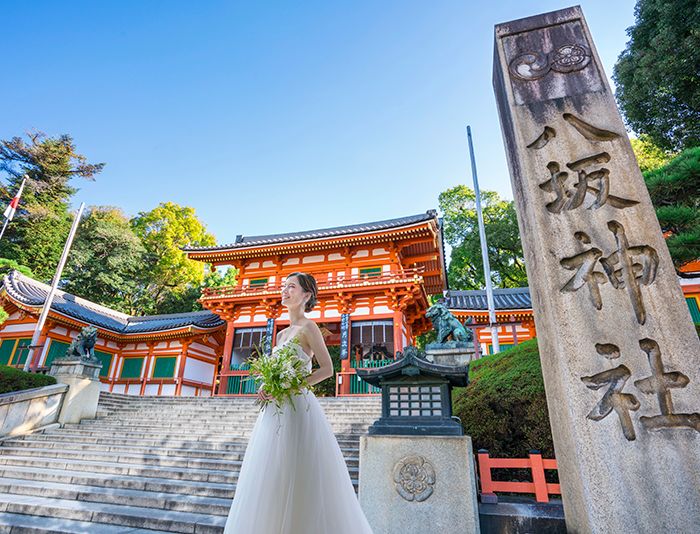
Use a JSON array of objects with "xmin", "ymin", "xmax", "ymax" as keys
[{"xmin": 223, "ymin": 388, "xmax": 374, "ymax": 533}]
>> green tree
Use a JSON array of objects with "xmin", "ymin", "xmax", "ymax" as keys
[
  {"xmin": 131, "ymin": 202, "xmax": 216, "ymax": 314},
  {"xmin": 643, "ymin": 147, "xmax": 700, "ymax": 267},
  {"xmin": 62, "ymin": 207, "xmax": 146, "ymax": 314},
  {"xmin": 0, "ymin": 132, "xmax": 104, "ymax": 280},
  {"xmin": 452, "ymin": 339, "xmax": 554, "ymax": 457},
  {"xmin": 0, "ymin": 258, "xmax": 34, "ymax": 279},
  {"xmin": 613, "ymin": 0, "xmax": 700, "ymax": 151},
  {"xmin": 202, "ymin": 266, "xmax": 238, "ymax": 289},
  {"xmin": 630, "ymin": 134, "xmax": 676, "ymax": 173},
  {"xmin": 439, "ymin": 185, "xmax": 527, "ymax": 290}
]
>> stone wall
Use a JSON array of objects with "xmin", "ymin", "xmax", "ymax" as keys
[{"xmin": 0, "ymin": 383, "xmax": 67, "ymax": 438}]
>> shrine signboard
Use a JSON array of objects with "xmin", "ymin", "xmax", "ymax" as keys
[{"xmin": 493, "ymin": 7, "xmax": 700, "ymax": 532}]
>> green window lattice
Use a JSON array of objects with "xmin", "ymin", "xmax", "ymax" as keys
[
  {"xmin": 13, "ymin": 338, "xmax": 32, "ymax": 365},
  {"xmin": 43, "ymin": 340, "xmax": 70, "ymax": 368},
  {"xmin": 94, "ymin": 350, "xmax": 114, "ymax": 377},
  {"xmin": 120, "ymin": 357, "xmax": 144, "ymax": 378},
  {"xmin": 152, "ymin": 356, "xmax": 177, "ymax": 378},
  {"xmin": 359, "ymin": 267, "xmax": 382, "ymax": 277},
  {"xmin": 0, "ymin": 339, "xmax": 16, "ymax": 366}
]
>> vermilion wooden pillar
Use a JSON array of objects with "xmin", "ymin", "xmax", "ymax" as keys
[
  {"xmin": 218, "ymin": 321, "xmax": 236, "ymax": 395},
  {"xmin": 392, "ymin": 310, "xmax": 403, "ymax": 356},
  {"xmin": 175, "ymin": 340, "xmax": 191, "ymax": 396}
]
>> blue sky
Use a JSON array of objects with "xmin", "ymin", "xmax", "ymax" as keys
[{"xmin": 0, "ymin": 1, "xmax": 636, "ymax": 246}]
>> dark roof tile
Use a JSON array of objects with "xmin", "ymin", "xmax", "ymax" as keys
[
  {"xmin": 2, "ymin": 271, "xmax": 224, "ymax": 334},
  {"xmin": 444, "ymin": 287, "xmax": 531, "ymax": 310},
  {"xmin": 184, "ymin": 210, "xmax": 438, "ymax": 252}
]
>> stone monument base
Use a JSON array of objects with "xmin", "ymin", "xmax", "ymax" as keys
[
  {"xmin": 424, "ymin": 345, "xmax": 475, "ymax": 366},
  {"xmin": 49, "ymin": 359, "xmax": 102, "ymax": 425},
  {"xmin": 359, "ymin": 434, "xmax": 480, "ymax": 534}
]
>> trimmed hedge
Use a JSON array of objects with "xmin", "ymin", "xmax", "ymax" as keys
[
  {"xmin": 0, "ymin": 365, "xmax": 57, "ymax": 395},
  {"xmin": 452, "ymin": 339, "xmax": 555, "ymax": 457}
]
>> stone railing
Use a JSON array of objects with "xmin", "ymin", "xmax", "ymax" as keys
[{"xmin": 0, "ymin": 383, "xmax": 68, "ymax": 439}]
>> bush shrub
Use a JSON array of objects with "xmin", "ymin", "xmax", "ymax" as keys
[
  {"xmin": 0, "ymin": 365, "xmax": 57, "ymax": 395},
  {"xmin": 452, "ymin": 338, "xmax": 554, "ymax": 457}
]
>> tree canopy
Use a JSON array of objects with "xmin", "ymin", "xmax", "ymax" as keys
[
  {"xmin": 630, "ymin": 134, "xmax": 676, "ymax": 173},
  {"xmin": 131, "ymin": 202, "xmax": 216, "ymax": 315},
  {"xmin": 613, "ymin": 0, "xmax": 700, "ymax": 151},
  {"xmin": 439, "ymin": 185, "xmax": 527, "ymax": 290},
  {"xmin": 643, "ymin": 147, "xmax": 700, "ymax": 267},
  {"xmin": 63, "ymin": 207, "xmax": 146, "ymax": 314},
  {"xmin": 0, "ymin": 132, "xmax": 104, "ymax": 280}
]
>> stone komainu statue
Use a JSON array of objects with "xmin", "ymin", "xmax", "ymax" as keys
[
  {"xmin": 63, "ymin": 326, "xmax": 99, "ymax": 362},
  {"xmin": 425, "ymin": 303, "xmax": 472, "ymax": 344}
]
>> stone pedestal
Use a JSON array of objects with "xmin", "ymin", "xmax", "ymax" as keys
[
  {"xmin": 425, "ymin": 345, "xmax": 475, "ymax": 366},
  {"xmin": 49, "ymin": 359, "xmax": 102, "ymax": 425},
  {"xmin": 493, "ymin": 6, "xmax": 700, "ymax": 533},
  {"xmin": 359, "ymin": 435, "xmax": 480, "ymax": 534}
]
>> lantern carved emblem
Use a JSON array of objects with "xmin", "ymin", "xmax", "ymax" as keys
[{"xmin": 392, "ymin": 455, "xmax": 436, "ymax": 502}]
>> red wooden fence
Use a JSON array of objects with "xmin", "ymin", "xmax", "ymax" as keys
[{"xmin": 476, "ymin": 449, "xmax": 561, "ymax": 503}]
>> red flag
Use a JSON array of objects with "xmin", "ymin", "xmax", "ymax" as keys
[{"xmin": 3, "ymin": 178, "xmax": 26, "ymax": 221}]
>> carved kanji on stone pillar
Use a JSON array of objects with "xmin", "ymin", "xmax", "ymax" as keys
[{"xmin": 494, "ymin": 6, "xmax": 700, "ymax": 532}]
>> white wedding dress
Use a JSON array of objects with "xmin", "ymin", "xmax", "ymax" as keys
[{"xmin": 223, "ymin": 338, "xmax": 374, "ymax": 534}]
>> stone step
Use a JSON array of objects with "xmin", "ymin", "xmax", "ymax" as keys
[
  {"xmin": 0, "ymin": 463, "xmax": 357, "ymax": 498},
  {"xmin": 0, "ymin": 445, "xmax": 360, "ymax": 470},
  {"xmin": 82, "ymin": 414, "xmax": 381, "ymax": 426},
  {"xmin": 0, "ymin": 476, "xmax": 233, "ymax": 515},
  {"xmin": 0, "ymin": 464, "xmax": 236, "ymax": 498},
  {"xmin": 0, "ymin": 511, "xmax": 173, "ymax": 533},
  {"xmin": 0, "ymin": 492, "xmax": 226, "ymax": 533},
  {"xmin": 2, "ymin": 437, "xmax": 360, "ymax": 460},
  {"xmin": 51, "ymin": 427, "xmax": 368, "ymax": 440},
  {"xmin": 13, "ymin": 432, "xmax": 361, "ymax": 450},
  {"xmin": 0, "ymin": 455, "xmax": 360, "ymax": 485}
]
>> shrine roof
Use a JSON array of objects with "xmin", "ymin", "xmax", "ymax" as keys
[
  {"xmin": 444, "ymin": 287, "xmax": 532, "ymax": 310},
  {"xmin": 1, "ymin": 271, "xmax": 224, "ymax": 334},
  {"xmin": 184, "ymin": 210, "xmax": 439, "ymax": 252}
]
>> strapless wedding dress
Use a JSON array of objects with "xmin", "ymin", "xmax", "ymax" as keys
[{"xmin": 223, "ymin": 339, "xmax": 374, "ymax": 533}]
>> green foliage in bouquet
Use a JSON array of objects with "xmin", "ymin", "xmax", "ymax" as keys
[{"xmin": 247, "ymin": 335, "xmax": 314, "ymax": 416}]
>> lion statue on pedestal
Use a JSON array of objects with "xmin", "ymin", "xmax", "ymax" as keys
[
  {"xmin": 425, "ymin": 303, "xmax": 472, "ymax": 347},
  {"xmin": 62, "ymin": 326, "xmax": 99, "ymax": 362}
]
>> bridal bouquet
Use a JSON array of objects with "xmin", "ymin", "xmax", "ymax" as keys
[{"xmin": 247, "ymin": 335, "xmax": 313, "ymax": 416}]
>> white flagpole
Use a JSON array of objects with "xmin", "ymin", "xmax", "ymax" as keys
[
  {"xmin": 23, "ymin": 202, "xmax": 85, "ymax": 372},
  {"xmin": 466, "ymin": 126, "xmax": 500, "ymax": 355},
  {"xmin": 0, "ymin": 176, "xmax": 27, "ymax": 243}
]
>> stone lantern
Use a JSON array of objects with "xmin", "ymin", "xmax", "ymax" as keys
[{"xmin": 356, "ymin": 346, "xmax": 468, "ymax": 436}]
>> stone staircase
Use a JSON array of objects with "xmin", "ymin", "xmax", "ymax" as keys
[{"xmin": 0, "ymin": 391, "xmax": 381, "ymax": 533}]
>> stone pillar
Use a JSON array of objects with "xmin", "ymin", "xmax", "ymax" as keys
[
  {"xmin": 359, "ymin": 435, "xmax": 480, "ymax": 534},
  {"xmin": 49, "ymin": 358, "xmax": 102, "ymax": 425},
  {"xmin": 493, "ymin": 6, "xmax": 700, "ymax": 533}
]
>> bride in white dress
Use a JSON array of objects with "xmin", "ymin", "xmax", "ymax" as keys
[{"xmin": 223, "ymin": 272, "xmax": 374, "ymax": 533}]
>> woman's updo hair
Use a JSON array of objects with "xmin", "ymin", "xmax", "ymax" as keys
[{"xmin": 286, "ymin": 272, "xmax": 318, "ymax": 312}]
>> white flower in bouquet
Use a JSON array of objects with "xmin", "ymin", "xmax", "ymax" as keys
[{"xmin": 247, "ymin": 334, "xmax": 313, "ymax": 417}]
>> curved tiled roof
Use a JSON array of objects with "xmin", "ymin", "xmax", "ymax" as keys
[
  {"xmin": 444, "ymin": 287, "xmax": 531, "ymax": 310},
  {"xmin": 2, "ymin": 271, "xmax": 224, "ymax": 334},
  {"xmin": 184, "ymin": 210, "xmax": 439, "ymax": 252}
]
